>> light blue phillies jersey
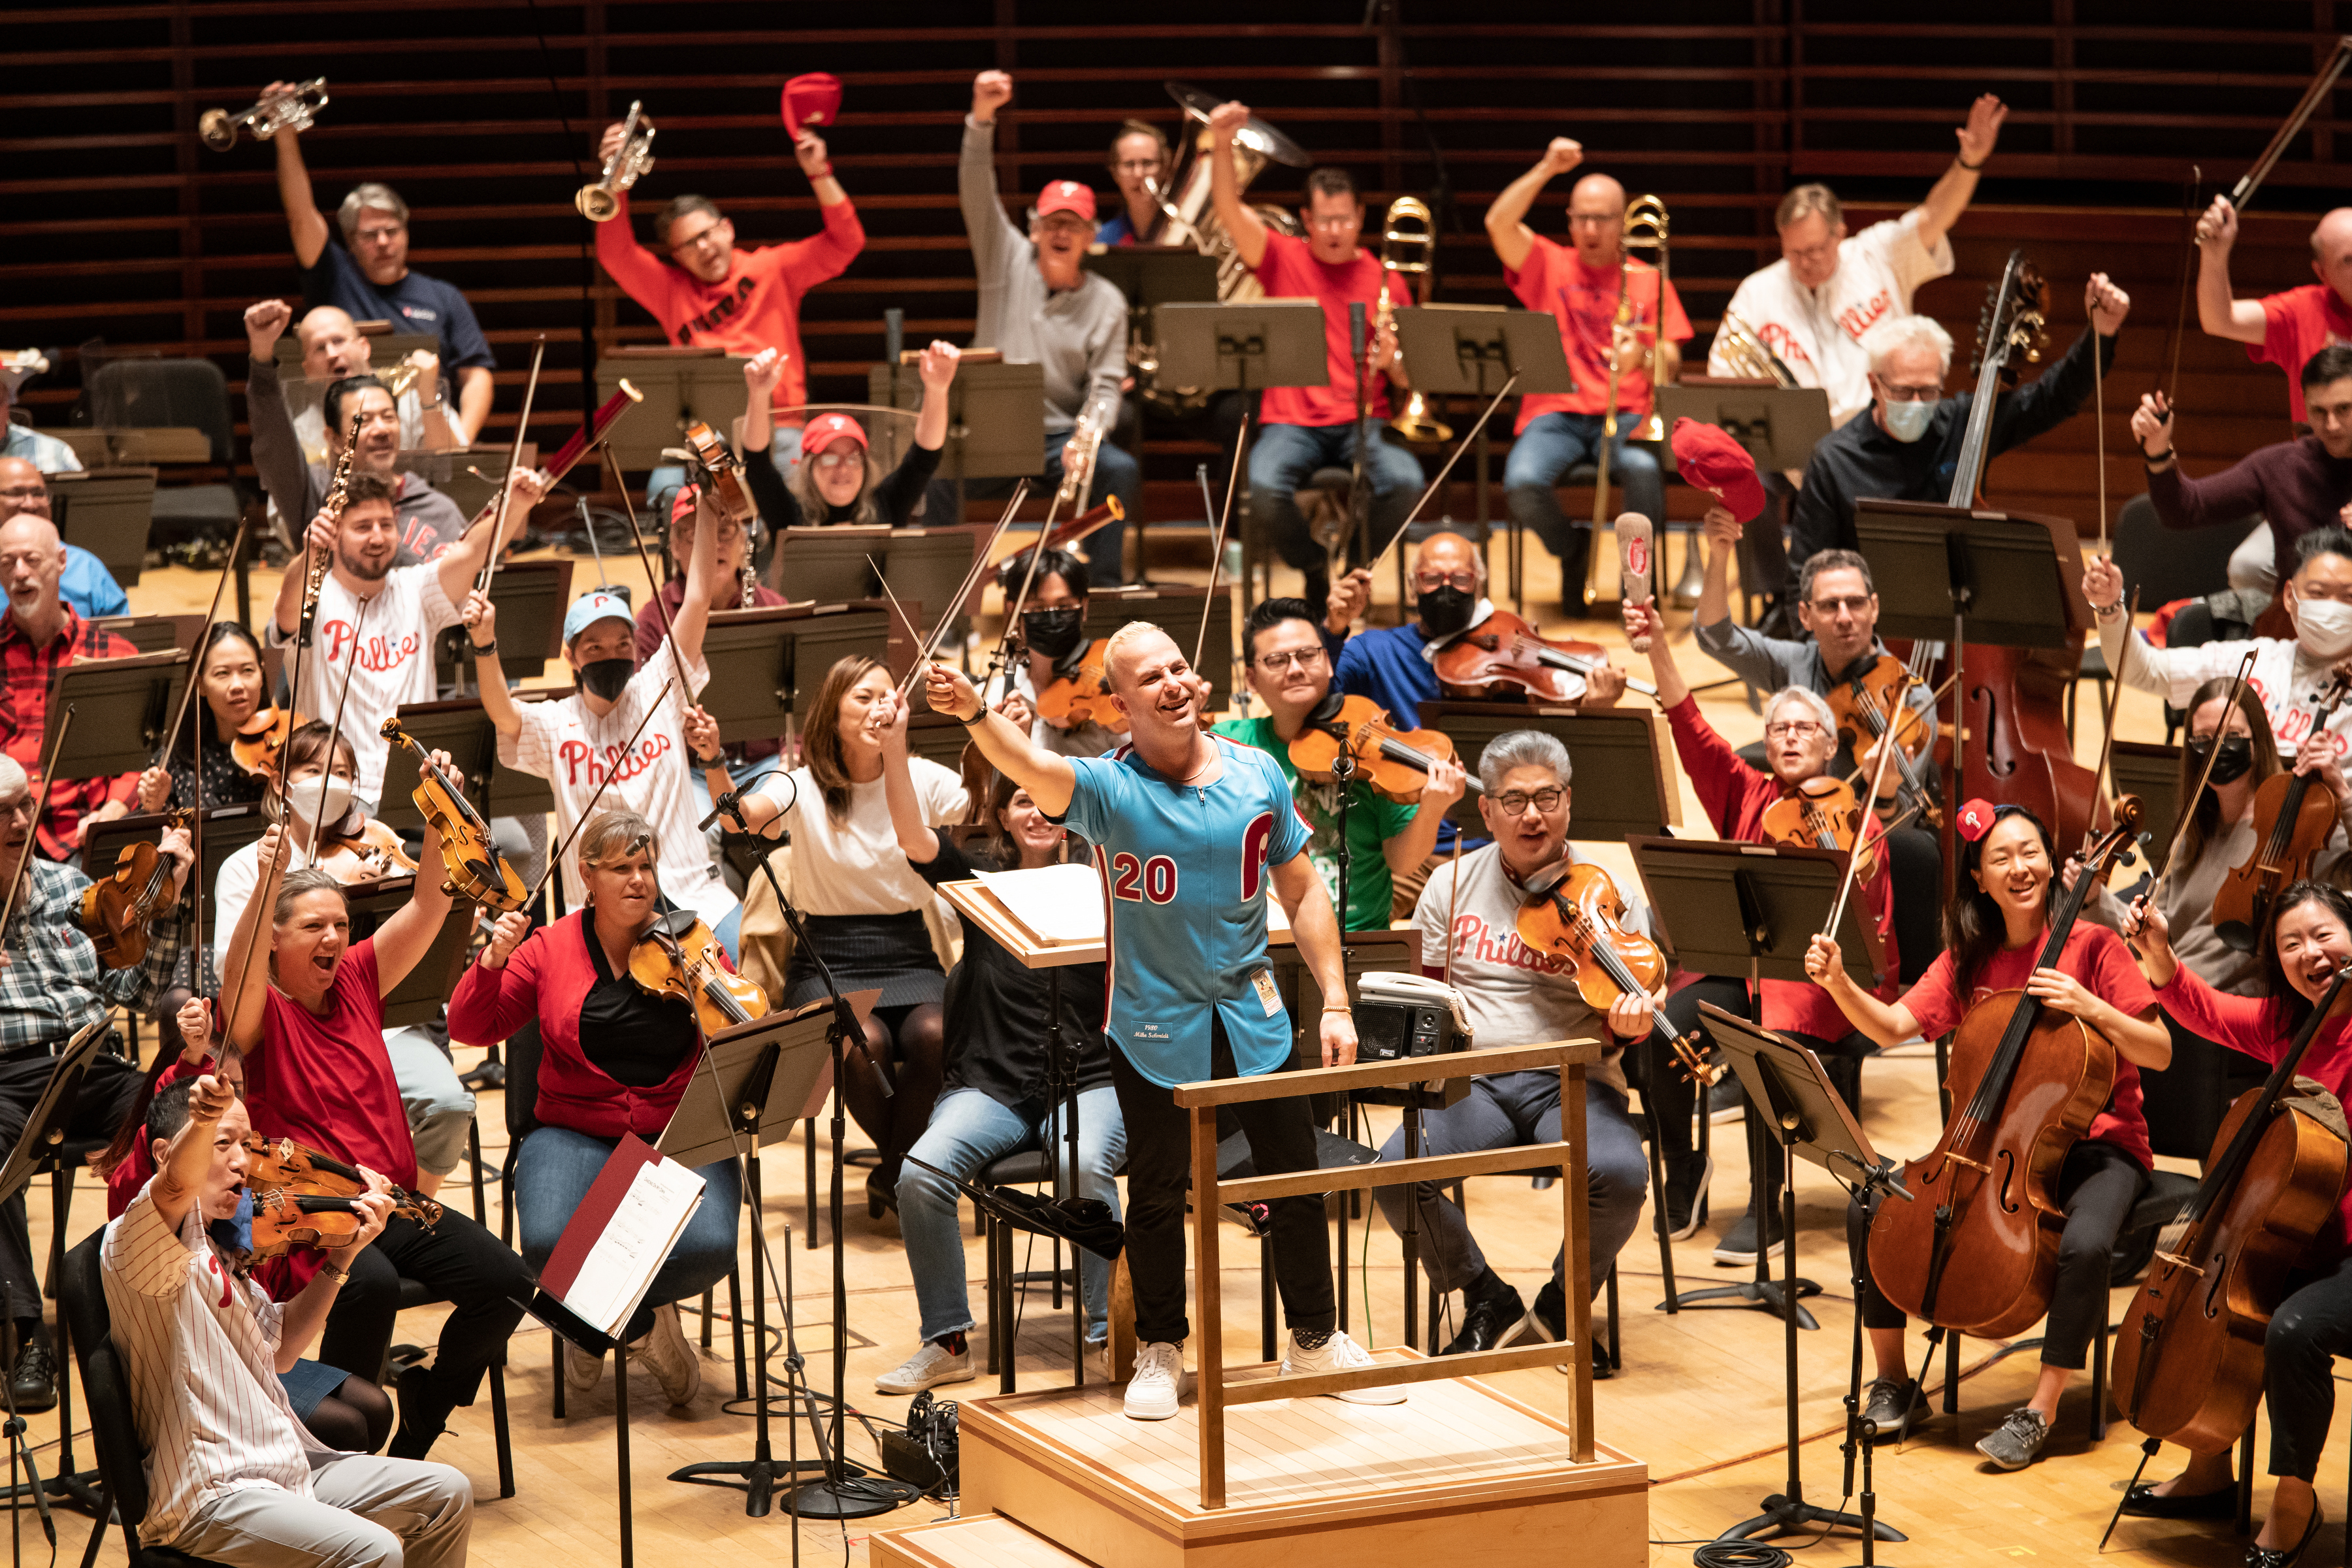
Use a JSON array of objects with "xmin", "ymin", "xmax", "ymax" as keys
[{"xmin": 1055, "ymin": 737, "xmax": 1313, "ymax": 1088}]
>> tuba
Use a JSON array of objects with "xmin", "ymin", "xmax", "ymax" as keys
[
  {"xmin": 1713, "ymin": 308, "xmax": 1798, "ymax": 388},
  {"xmin": 578, "ymin": 101, "xmax": 657, "ymax": 223},
  {"xmin": 1590, "ymin": 193, "xmax": 1670, "ymax": 533},
  {"xmin": 1379, "ymin": 197, "xmax": 1452, "ymax": 444},
  {"xmin": 199, "ymin": 79, "xmax": 328, "ymax": 153}
]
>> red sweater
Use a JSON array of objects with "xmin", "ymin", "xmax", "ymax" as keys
[
  {"xmin": 448, "ymin": 911, "xmax": 704, "ymax": 1139},
  {"xmin": 595, "ymin": 192, "xmax": 864, "ymax": 419},
  {"xmin": 1663, "ymin": 695, "xmax": 1898, "ymax": 1039}
]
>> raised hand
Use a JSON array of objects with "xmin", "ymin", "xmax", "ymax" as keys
[
  {"xmin": 480, "ymin": 909, "xmax": 532, "ymax": 971},
  {"xmin": 461, "ymin": 588, "xmax": 497, "ymax": 643},
  {"xmin": 1542, "ymin": 137, "xmax": 1584, "ymax": 177},
  {"xmin": 917, "ymin": 340, "xmax": 962, "ymax": 392},
  {"xmin": 138, "ymin": 765, "xmax": 172, "ymax": 815},
  {"xmin": 2080, "ymin": 551, "xmax": 2123, "ymax": 612},
  {"xmin": 1208, "ymin": 101, "xmax": 1252, "ymax": 143},
  {"xmin": 971, "ymin": 71, "xmax": 1013, "ymax": 123},
  {"xmin": 2087, "ymin": 272, "xmax": 2131, "ymax": 335},
  {"xmin": 1955, "ymin": 93, "xmax": 2007, "ymax": 165},
  {"xmin": 794, "ymin": 130, "xmax": 832, "ymax": 181},
  {"xmin": 176, "ymin": 996, "xmax": 214, "ymax": 1063},
  {"xmin": 2129, "ymin": 391, "xmax": 2173, "ymax": 457},
  {"xmin": 2195, "ymin": 195, "xmax": 2238, "ymax": 255},
  {"xmin": 926, "ymin": 661, "xmax": 983, "ymax": 721},
  {"xmin": 245, "ymin": 298, "xmax": 292, "ymax": 360},
  {"xmin": 742, "ymin": 346, "xmax": 785, "ymax": 402}
]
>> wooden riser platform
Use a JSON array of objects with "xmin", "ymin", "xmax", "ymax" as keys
[
  {"xmin": 870, "ymin": 1511, "xmax": 1096, "ymax": 1567},
  {"xmin": 952, "ymin": 1348, "xmax": 1648, "ymax": 1568}
]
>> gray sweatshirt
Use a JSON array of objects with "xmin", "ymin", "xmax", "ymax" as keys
[{"xmin": 959, "ymin": 117, "xmax": 1127, "ymax": 434}]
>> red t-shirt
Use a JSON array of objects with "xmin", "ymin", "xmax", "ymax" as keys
[
  {"xmin": 1898, "ymin": 923, "xmax": 2156, "ymax": 1170},
  {"xmin": 2255, "ymin": 283, "xmax": 2352, "ymax": 423},
  {"xmin": 246, "ymin": 939, "xmax": 418, "ymax": 1192},
  {"xmin": 1504, "ymin": 233, "xmax": 1692, "ymax": 433},
  {"xmin": 1249, "ymin": 231, "xmax": 1411, "ymax": 429}
]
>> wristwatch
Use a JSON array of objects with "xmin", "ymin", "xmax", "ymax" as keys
[
  {"xmin": 467, "ymin": 640, "xmax": 497, "ymax": 657},
  {"xmin": 320, "ymin": 1263, "xmax": 352, "ymax": 1286}
]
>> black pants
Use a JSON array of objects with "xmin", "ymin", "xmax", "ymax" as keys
[
  {"xmin": 1108, "ymin": 1017, "xmax": 1332, "ymax": 1347},
  {"xmin": 319, "ymin": 1209, "xmax": 531, "ymax": 1421},
  {"xmin": 1637, "ymin": 976, "xmax": 1750, "ymax": 1164},
  {"xmin": 0, "ymin": 1045, "xmax": 142, "ymax": 1322},
  {"xmin": 2263, "ymin": 1252, "xmax": 2352, "ymax": 1480},
  {"xmin": 1846, "ymin": 1137, "xmax": 2146, "ymax": 1370}
]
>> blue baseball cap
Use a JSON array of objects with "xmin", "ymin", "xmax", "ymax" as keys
[{"xmin": 563, "ymin": 590, "xmax": 635, "ymax": 647}]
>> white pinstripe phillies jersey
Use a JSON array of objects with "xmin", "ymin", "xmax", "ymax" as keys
[{"xmin": 1055, "ymin": 737, "xmax": 1312, "ymax": 1088}]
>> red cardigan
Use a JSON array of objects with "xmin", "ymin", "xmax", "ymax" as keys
[{"xmin": 448, "ymin": 911, "xmax": 700, "ymax": 1139}]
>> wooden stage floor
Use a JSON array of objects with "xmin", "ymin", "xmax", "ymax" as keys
[{"xmin": 27, "ymin": 534, "xmax": 2268, "ymax": 1567}]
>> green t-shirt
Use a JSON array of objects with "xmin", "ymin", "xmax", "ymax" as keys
[{"xmin": 1213, "ymin": 715, "xmax": 1420, "ymax": 931}]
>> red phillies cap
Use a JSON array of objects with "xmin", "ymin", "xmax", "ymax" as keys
[
  {"xmin": 670, "ymin": 483, "xmax": 700, "ymax": 525},
  {"xmin": 801, "ymin": 412, "xmax": 868, "ymax": 456},
  {"xmin": 1670, "ymin": 417, "xmax": 1768, "ymax": 524},
  {"xmin": 1036, "ymin": 180, "xmax": 1097, "ymax": 223},
  {"xmin": 780, "ymin": 73, "xmax": 843, "ymax": 139},
  {"xmin": 1956, "ymin": 798, "xmax": 2001, "ymax": 843}
]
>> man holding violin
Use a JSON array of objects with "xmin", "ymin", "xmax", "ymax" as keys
[
  {"xmin": 1215, "ymin": 597, "xmax": 1464, "ymax": 932},
  {"xmin": 0, "ymin": 751, "xmax": 197, "ymax": 1411}
]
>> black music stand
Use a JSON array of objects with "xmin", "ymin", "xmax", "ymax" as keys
[
  {"xmin": 2110, "ymin": 741, "xmax": 2180, "ymax": 861},
  {"xmin": 1416, "ymin": 701, "xmax": 1674, "ymax": 846},
  {"xmin": 1084, "ymin": 247, "xmax": 1221, "ymax": 560},
  {"xmin": 700, "ymin": 603, "xmax": 894, "ymax": 751},
  {"xmin": 1627, "ymin": 836, "xmax": 1887, "ymax": 1324},
  {"xmin": 46, "ymin": 470, "xmax": 155, "ymax": 591},
  {"xmin": 866, "ymin": 361, "xmax": 1048, "ymax": 523},
  {"xmin": 598, "ymin": 349, "xmax": 750, "ymax": 472},
  {"xmin": 87, "ymin": 615, "xmax": 201, "ymax": 658},
  {"xmin": 1079, "ymin": 585, "xmax": 1235, "ymax": 715},
  {"xmin": 1656, "ymin": 384, "xmax": 1833, "ymax": 476},
  {"xmin": 1695, "ymin": 1004, "xmax": 1910, "ymax": 1560},
  {"xmin": 39, "ymin": 651, "xmax": 187, "ymax": 787},
  {"xmin": 374, "ymin": 698, "xmax": 556, "ymax": 834},
  {"xmin": 774, "ymin": 523, "xmax": 985, "ymax": 629},
  {"xmin": 438, "ymin": 558, "xmax": 573, "ymax": 687}
]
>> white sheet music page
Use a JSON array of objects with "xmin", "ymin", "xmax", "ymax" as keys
[
  {"xmin": 975, "ymin": 861, "xmax": 1105, "ymax": 945},
  {"xmin": 560, "ymin": 1154, "xmax": 708, "ymax": 1338}
]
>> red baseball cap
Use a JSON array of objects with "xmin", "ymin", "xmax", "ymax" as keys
[
  {"xmin": 780, "ymin": 73, "xmax": 842, "ymax": 139},
  {"xmin": 801, "ymin": 411, "xmax": 868, "ymax": 457},
  {"xmin": 1036, "ymin": 180, "xmax": 1097, "ymax": 223},
  {"xmin": 670, "ymin": 483, "xmax": 700, "ymax": 525},
  {"xmin": 1669, "ymin": 417, "xmax": 1768, "ymax": 524}
]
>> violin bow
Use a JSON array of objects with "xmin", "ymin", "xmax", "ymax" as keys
[
  {"xmin": 983, "ymin": 519, "xmax": 1052, "ymax": 696},
  {"xmin": 525, "ymin": 678, "xmax": 676, "ymax": 909},
  {"xmin": 284, "ymin": 415, "xmax": 363, "ymax": 748},
  {"xmin": 2080, "ymin": 586, "xmax": 2140, "ymax": 855},
  {"xmin": 308, "ymin": 593, "xmax": 373, "ymax": 855},
  {"xmin": 896, "ymin": 482, "xmax": 1026, "ymax": 698},
  {"xmin": 600, "ymin": 445, "xmax": 699, "ymax": 718},
  {"xmin": 1363, "ymin": 370, "xmax": 1520, "ymax": 583},
  {"xmin": 476, "ymin": 335, "xmax": 547, "ymax": 600},
  {"xmin": 1194, "ymin": 414, "xmax": 1249, "ymax": 676},
  {"xmin": 1820, "ymin": 700, "xmax": 1908, "ymax": 945},
  {"xmin": 0, "ymin": 706, "xmax": 73, "ymax": 951},
  {"xmin": 159, "ymin": 514, "xmax": 250, "ymax": 778}
]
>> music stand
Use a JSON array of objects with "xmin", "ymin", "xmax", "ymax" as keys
[
  {"xmin": 598, "ymin": 349, "xmax": 750, "ymax": 472},
  {"xmin": 83, "ymin": 805, "xmax": 267, "ymax": 959},
  {"xmin": 699, "ymin": 603, "xmax": 894, "ymax": 751},
  {"xmin": 47, "ymin": 470, "xmax": 155, "ymax": 590},
  {"xmin": 2110, "ymin": 741, "xmax": 2180, "ymax": 860},
  {"xmin": 775, "ymin": 523, "xmax": 986, "ymax": 628},
  {"xmin": 1656, "ymin": 384, "xmax": 1833, "ymax": 475},
  {"xmin": 1080, "ymin": 585, "xmax": 1234, "ymax": 715},
  {"xmin": 866, "ymin": 361, "xmax": 1047, "ymax": 523},
  {"xmin": 1391, "ymin": 305, "xmax": 1578, "ymax": 610},
  {"xmin": 38, "ymin": 650, "xmax": 187, "ymax": 781},
  {"xmin": 370, "ymin": 894, "xmax": 478, "ymax": 1030},
  {"xmin": 436, "ymin": 557, "xmax": 573, "ymax": 687},
  {"xmin": 1695, "ymin": 1005, "xmax": 1909, "ymax": 1560},
  {"xmin": 1084, "ymin": 247, "xmax": 1221, "ymax": 559},
  {"xmin": 88, "ymin": 615, "xmax": 202, "ymax": 659},
  {"xmin": 1416, "ymin": 700, "xmax": 1678, "ymax": 844}
]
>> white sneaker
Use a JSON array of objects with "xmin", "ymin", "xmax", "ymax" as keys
[
  {"xmin": 632, "ymin": 1303, "xmax": 702, "ymax": 1407},
  {"xmin": 875, "ymin": 1338, "xmax": 975, "ymax": 1396},
  {"xmin": 563, "ymin": 1337, "xmax": 605, "ymax": 1395},
  {"xmin": 1281, "ymin": 1329, "xmax": 1407, "ymax": 1405},
  {"xmin": 1124, "ymin": 1341, "xmax": 1185, "ymax": 1420}
]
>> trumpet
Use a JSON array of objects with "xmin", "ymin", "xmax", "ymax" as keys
[
  {"xmin": 1713, "ymin": 308, "xmax": 1798, "ymax": 388},
  {"xmin": 1591, "ymin": 193, "xmax": 1670, "ymax": 534},
  {"xmin": 578, "ymin": 101, "xmax": 657, "ymax": 223},
  {"xmin": 1379, "ymin": 196, "xmax": 1453, "ymax": 445},
  {"xmin": 199, "ymin": 79, "xmax": 328, "ymax": 153}
]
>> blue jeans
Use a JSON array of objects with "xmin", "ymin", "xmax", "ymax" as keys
[
  {"xmin": 921, "ymin": 427, "xmax": 1143, "ymax": 585},
  {"xmin": 515, "ymin": 1124, "xmax": 743, "ymax": 1343},
  {"xmin": 1504, "ymin": 410, "xmax": 1664, "ymax": 559},
  {"xmin": 1248, "ymin": 422, "xmax": 1424, "ymax": 584},
  {"xmin": 384, "ymin": 1028, "xmax": 475, "ymax": 1182},
  {"xmin": 896, "ymin": 1085, "xmax": 1126, "ymax": 1344}
]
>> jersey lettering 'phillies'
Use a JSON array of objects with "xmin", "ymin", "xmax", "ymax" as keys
[
  {"xmin": 320, "ymin": 621, "xmax": 422, "ymax": 674},
  {"xmin": 1241, "ymin": 810, "xmax": 1274, "ymax": 901},
  {"xmin": 1448, "ymin": 912, "xmax": 1573, "ymax": 976},
  {"xmin": 554, "ymin": 730, "xmax": 675, "ymax": 790}
]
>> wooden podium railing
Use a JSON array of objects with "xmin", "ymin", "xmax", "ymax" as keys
[{"xmin": 1171, "ymin": 1037, "xmax": 1601, "ymax": 1510}]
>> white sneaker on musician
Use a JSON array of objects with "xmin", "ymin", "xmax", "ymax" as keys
[
  {"xmin": 1281, "ymin": 1328, "xmax": 1407, "ymax": 1405},
  {"xmin": 563, "ymin": 1337, "xmax": 605, "ymax": 1396},
  {"xmin": 634, "ymin": 1303, "xmax": 702, "ymax": 1407},
  {"xmin": 1124, "ymin": 1341, "xmax": 1186, "ymax": 1421},
  {"xmin": 875, "ymin": 1337, "xmax": 974, "ymax": 1396}
]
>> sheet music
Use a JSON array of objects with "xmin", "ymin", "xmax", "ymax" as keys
[
  {"xmin": 559, "ymin": 1155, "xmax": 706, "ymax": 1338},
  {"xmin": 975, "ymin": 862, "xmax": 1105, "ymax": 945}
]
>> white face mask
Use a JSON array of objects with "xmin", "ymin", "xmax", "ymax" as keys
[
  {"xmin": 2298, "ymin": 598, "xmax": 2352, "ymax": 661},
  {"xmin": 1880, "ymin": 397, "xmax": 1935, "ymax": 444},
  {"xmin": 280, "ymin": 775, "xmax": 354, "ymax": 830}
]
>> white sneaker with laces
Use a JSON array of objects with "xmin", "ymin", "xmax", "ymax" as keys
[
  {"xmin": 563, "ymin": 1337, "xmax": 605, "ymax": 1395},
  {"xmin": 1281, "ymin": 1329, "xmax": 1407, "ymax": 1405},
  {"xmin": 874, "ymin": 1337, "xmax": 975, "ymax": 1396},
  {"xmin": 632, "ymin": 1303, "xmax": 702, "ymax": 1407},
  {"xmin": 1124, "ymin": 1341, "xmax": 1185, "ymax": 1421}
]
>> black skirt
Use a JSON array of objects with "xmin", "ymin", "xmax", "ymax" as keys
[{"xmin": 784, "ymin": 910, "xmax": 944, "ymax": 1009}]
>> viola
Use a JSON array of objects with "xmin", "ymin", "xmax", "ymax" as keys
[
  {"xmin": 1824, "ymin": 655, "xmax": 1941, "ymax": 828},
  {"xmin": 683, "ymin": 419, "xmax": 755, "ymax": 525},
  {"xmin": 1429, "ymin": 608, "xmax": 1656, "ymax": 704},
  {"xmin": 1868, "ymin": 796, "xmax": 2144, "ymax": 1339},
  {"xmin": 1759, "ymin": 776, "xmax": 1879, "ymax": 883},
  {"xmin": 1512, "ymin": 860, "xmax": 1721, "ymax": 1085},
  {"xmin": 314, "ymin": 819, "xmax": 419, "ymax": 885},
  {"xmin": 77, "ymin": 809, "xmax": 191, "ymax": 969},
  {"xmin": 242, "ymin": 1134, "xmax": 442, "ymax": 1259},
  {"xmin": 2212, "ymin": 674, "xmax": 2352, "ymax": 953},
  {"xmin": 231, "ymin": 704, "xmax": 307, "ymax": 784},
  {"xmin": 1033, "ymin": 638, "xmax": 1117, "ymax": 730},
  {"xmin": 2113, "ymin": 971, "xmax": 2351, "ymax": 1455},
  {"xmin": 628, "ymin": 910, "xmax": 768, "ymax": 1036},
  {"xmin": 380, "ymin": 718, "xmax": 528, "ymax": 912},
  {"xmin": 1285, "ymin": 693, "xmax": 1480, "ymax": 806}
]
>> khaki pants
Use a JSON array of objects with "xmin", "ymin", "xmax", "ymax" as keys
[{"xmin": 167, "ymin": 1454, "xmax": 471, "ymax": 1568}]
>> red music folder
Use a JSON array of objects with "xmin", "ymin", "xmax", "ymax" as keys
[{"xmin": 537, "ymin": 1132, "xmax": 706, "ymax": 1337}]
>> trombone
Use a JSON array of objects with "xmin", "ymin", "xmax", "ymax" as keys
[
  {"xmin": 1378, "ymin": 196, "xmax": 1452, "ymax": 444},
  {"xmin": 1591, "ymin": 193, "xmax": 1669, "ymax": 530},
  {"xmin": 578, "ymin": 101, "xmax": 657, "ymax": 223},
  {"xmin": 199, "ymin": 79, "xmax": 328, "ymax": 153}
]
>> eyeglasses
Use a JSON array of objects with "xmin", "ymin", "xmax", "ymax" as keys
[
  {"xmin": 1114, "ymin": 159, "xmax": 1162, "ymax": 175},
  {"xmin": 1808, "ymin": 594, "xmax": 1871, "ymax": 615},
  {"xmin": 1305, "ymin": 212, "xmax": 1358, "ymax": 232},
  {"xmin": 1254, "ymin": 647, "xmax": 1326, "ymax": 674},
  {"xmin": 0, "ymin": 487, "xmax": 43, "ymax": 502},
  {"xmin": 810, "ymin": 449, "xmax": 862, "ymax": 471},
  {"xmin": 0, "ymin": 798, "xmax": 31, "ymax": 821},
  {"xmin": 1877, "ymin": 382, "xmax": 1942, "ymax": 404},
  {"xmin": 1494, "ymin": 787, "xmax": 1565, "ymax": 815},
  {"xmin": 670, "ymin": 224, "xmax": 727, "ymax": 255},
  {"xmin": 1765, "ymin": 720, "xmax": 1826, "ymax": 740},
  {"xmin": 352, "ymin": 224, "xmax": 404, "ymax": 245},
  {"xmin": 1414, "ymin": 570, "xmax": 1478, "ymax": 593}
]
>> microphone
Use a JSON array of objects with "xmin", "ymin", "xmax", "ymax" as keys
[
  {"xmin": 1349, "ymin": 301, "xmax": 1367, "ymax": 365},
  {"xmin": 700, "ymin": 771, "xmax": 791, "ymax": 834}
]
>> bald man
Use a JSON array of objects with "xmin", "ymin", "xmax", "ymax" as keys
[
  {"xmin": 0, "ymin": 459, "xmax": 127, "ymax": 619},
  {"xmin": 2198, "ymin": 199, "xmax": 2352, "ymax": 425},
  {"xmin": 0, "ymin": 512, "xmax": 142, "ymax": 860},
  {"xmin": 1486, "ymin": 144, "xmax": 1691, "ymax": 615},
  {"xmin": 286, "ymin": 306, "xmax": 461, "ymax": 463}
]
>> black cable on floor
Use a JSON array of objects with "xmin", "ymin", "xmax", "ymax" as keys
[{"xmin": 1689, "ymin": 1544, "xmax": 1792, "ymax": 1568}]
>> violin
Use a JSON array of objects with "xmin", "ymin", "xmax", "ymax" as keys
[
  {"xmin": 1286, "ymin": 693, "xmax": 1480, "ymax": 806},
  {"xmin": 683, "ymin": 420, "xmax": 755, "ymax": 525},
  {"xmin": 77, "ymin": 808, "xmax": 191, "ymax": 969},
  {"xmin": 2212, "ymin": 674, "xmax": 2352, "ymax": 953},
  {"xmin": 314, "ymin": 819, "xmax": 419, "ymax": 885},
  {"xmin": 241, "ymin": 1134, "xmax": 443, "ymax": 1259},
  {"xmin": 1824, "ymin": 654, "xmax": 1942, "ymax": 828},
  {"xmin": 379, "ymin": 718, "xmax": 528, "ymax": 912},
  {"xmin": 231, "ymin": 704, "xmax": 304, "ymax": 783},
  {"xmin": 1429, "ymin": 608, "xmax": 1657, "ymax": 704},
  {"xmin": 1759, "ymin": 776, "xmax": 1879, "ymax": 883},
  {"xmin": 1512, "ymin": 861, "xmax": 1721, "ymax": 1085},
  {"xmin": 1868, "ymin": 796, "xmax": 2143, "ymax": 1340},
  {"xmin": 628, "ymin": 910, "xmax": 768, "ymax": 1036},
  {"xmin": 1033, "ymin": 638, "xmax": 1117, "ymax": 730}
]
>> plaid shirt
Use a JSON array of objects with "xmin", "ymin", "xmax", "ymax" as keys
[
  {"xmin": 0, "ymin": 607, "xmax": 141, "ymax": 862},
  {"xmin": 0, "ymin": 858, "xmax": 184, "ymax": 1052}
]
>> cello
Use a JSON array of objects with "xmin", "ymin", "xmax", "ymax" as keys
[
  {"xmin": 2211, "ymin": 674, "xmax": 2352, "ymax": 953},
  {"xmin": 1868, "ymin": 795, "xmax": 2144, "ymax": 1339}
]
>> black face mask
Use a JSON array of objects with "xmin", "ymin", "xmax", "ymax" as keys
[
  {"xmin": 2187, "ymin": 734, "xmax": 2256, "ymax": 787},
  {"xmin": 578, "ymin": 657, "xmax": 635, "ymax": 702},
  {"xmin": 1418, "ymin": 585, "xmax": 1477, "ymax": 638},
  {"xmin": 1022, "ymin": 606, "xmax": 1086, "ymax": 661}
]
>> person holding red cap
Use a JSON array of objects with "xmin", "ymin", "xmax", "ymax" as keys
[
  {"xmin": 956, "ymin": 72, "xmax": 1139, "ymax": 584},
  {"xmin": 738, "ymin": 340, "xmax": 960, "ymax": 534},
  {"xmin": 590, "ymin": 107, "xmax": 863, "ymax": 470}
]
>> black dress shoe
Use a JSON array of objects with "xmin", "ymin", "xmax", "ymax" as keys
[
  {"xmin": 1441, "ymin": 1281, "xmax": 1526, "ymax": 1356},
  {"xmin": 2247, "ymin": 1499, "xmax": 2323, "ymax": 1568},
  {"xmin": 8, "ymin": 1339, "xmax": 54, "ymax": 1414},
  {"xmin": 2121, "ymin": 1480, "xmax": 2236, "ymax": 1520}
]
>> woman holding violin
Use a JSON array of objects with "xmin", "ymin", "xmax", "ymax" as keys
[
  {"xmin": 727, "ymin": 655, "xmax": 967, "ymax": 1213},
  {"xmin": 135, "ymin": 620, "xmax": 273, "ymax": 819},
  {"xmin": 449, "ymin": 808, "xmax": 743, "ymax": 1408},
  {"xmin": 1805, "ymin": 801, "xmax": 2168, "ymax": 1473},
  {"xmin": 2121, "ymin": 883, "xmax": 2352, "ymax": 1562}
]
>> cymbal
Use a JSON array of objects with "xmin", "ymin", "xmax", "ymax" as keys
[{"xmin": 1163, "ymin": 80, "xmax": 1310, "ymax": 169}]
